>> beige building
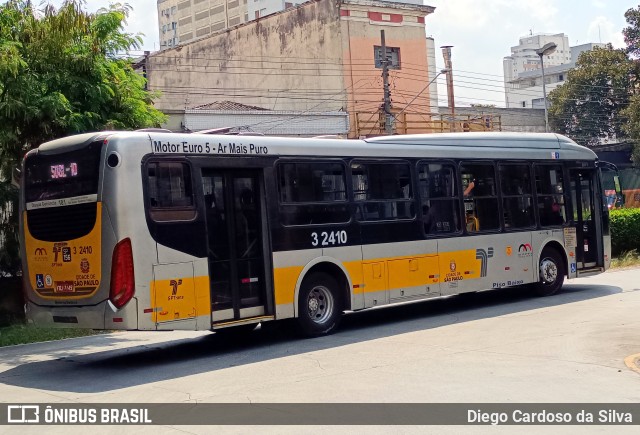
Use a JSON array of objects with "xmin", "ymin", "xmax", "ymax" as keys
[
  {"xmin": 157, "ymin": 0, "xmax": 249, "ymax": 49},
  {"xmin": 148, "ymin": 0, "xmax": 436, "ymax": 137}
]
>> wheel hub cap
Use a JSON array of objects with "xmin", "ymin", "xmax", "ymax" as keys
[
  {"xmin": 307, "ymin": 285, "xmax": 333, "ymax": 324},
  {"xmin": 540, "ymin": 259, "xmax": 558, "ymax": 283}
]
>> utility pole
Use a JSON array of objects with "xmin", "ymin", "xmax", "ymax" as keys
[
  {"xmin": 380, "ymin": 30, "xmax": 393, "ymax": 135},
  {"xmin": 441, "ymin": 46, "xmax": 455, "ymax": 132},
  {"xmin": 142, "ymin": 50, "xmax": 150, "ymax": 91}
]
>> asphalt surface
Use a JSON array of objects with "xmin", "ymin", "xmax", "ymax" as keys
[{"xmin": 1, "ymin": 267, "xmax": 639, "ymax": 434}]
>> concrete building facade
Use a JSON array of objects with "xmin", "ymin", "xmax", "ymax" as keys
[
  {"xmin": 504, "ymin": 34, "xmax": 605, "ymax": 109},
  {"xmin": 147, "ymin": 0, "xmax": 436, "ymax": 137},
  {"xmin": 248, "ymin": 0, "xmax": 306, "ymax": 21}
]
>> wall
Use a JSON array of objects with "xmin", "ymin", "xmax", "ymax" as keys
[
  {"xmin": 439, "ymin": 106, "xmax": 546, "ymax": 133},
  {"xmin": 149, "ymin": 0, "xmax": 436, "ymax": 137},
  {"xmin": 339, "ymin": 0, "xmax": 435, "ymax": 136},
  {"xmin": 148, "ymin": 0, "xmax": 347, "ymax": 113}
]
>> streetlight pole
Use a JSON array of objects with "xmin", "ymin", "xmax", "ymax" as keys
[
  {"xmin": 536, "ymin": 42, "xmax": 557, "ymax": 133},
  {"xmin": 393, "ymin": 68, "xmax": 450, "ymax": 121}
]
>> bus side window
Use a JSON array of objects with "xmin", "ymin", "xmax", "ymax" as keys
[
  {"xmin": 499, "ymin": 163, "xmax": 535, "ymax": 229},
  {"xmin": 277, "ymin": 161, "xmax": 349, "ymax": 226},
  {"xmin": 418, "ymin": 162, "xmax": 460, "ymax": 234},
  {"xmin": 147, "ymin": 161, "xmax": 196, "ymax": 222},
  {"xmin": 535, "ymin": 165, "xmax": 567, "ymax": 227},
  {"xmin": 460, "ymin": 162, "xmax": 499, "ymax": 232},
  {"xmin": 352, "ymin": 161, "xmax": 414, "ymax": 221}
]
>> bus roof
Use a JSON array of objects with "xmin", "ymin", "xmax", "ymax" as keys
[
  {"xmin": 364, "ymin": 132, "xmax": 575, "ymax": 148},
  {"xmin": 36, "ymin": 131, "xmax": 598, "ymax": 161}
]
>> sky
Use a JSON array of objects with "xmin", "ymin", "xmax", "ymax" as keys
[{"xmin": 47, "ymin": 0, "xmax": 640, "ymax": 108}]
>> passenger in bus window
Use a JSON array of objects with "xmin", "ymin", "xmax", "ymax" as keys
[{"xmin": 463, "ymin": 179, "xmax": 475, "ymax": 197}]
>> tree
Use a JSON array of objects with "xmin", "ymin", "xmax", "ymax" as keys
[
  {"xmin": 623, "ymin": 5, "xmax": 640, "ymax": 164},
  {"xmin": 624, "ymin": 5, "xmax": 640, "ymax": 58},
  {"xmin": 548, "ymin": 45, "xmax": 639, "ymax": 148},
  {"xmin": 0, "ymin": 0, "xmax": 166, "ymax": 275}
]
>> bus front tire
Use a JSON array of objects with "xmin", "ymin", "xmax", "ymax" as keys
[
  {"xmin": 534, "ymin": 248, "xmax": 565, "ymax": 296},
  {"xmin": 297, "ymin": 272, "xmax": 343, "ymax": 337}
]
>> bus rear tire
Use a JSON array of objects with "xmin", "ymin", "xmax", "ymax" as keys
[
  {"xmin": 297, "ymin": 272, "xmax": 343, "ymax": 337},
  {"xmin": 534, "ymin": 247, "xmax": 565, "ymax": 296}
]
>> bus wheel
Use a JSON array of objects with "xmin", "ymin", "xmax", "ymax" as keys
[
  {"xmin": 297, "ymin": 272, "xmax": 343, "ymax": 337},
  {"xmin": 534, "ymin": 248, "xmax": 565, "ymax": 296}
]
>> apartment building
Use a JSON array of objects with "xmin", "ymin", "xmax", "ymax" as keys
[
  {"xmin": 503, "ymin": 33, "xmax": 604, "ymax": 108},
  {"xmin": 157, "ymin": 0, "xmax": 426, "ymax": 49},
  {"xmin": 157, "ymin": 0, "xmax": 249, "ymax": 49}
]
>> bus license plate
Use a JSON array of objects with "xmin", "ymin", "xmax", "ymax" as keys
[{"xmin": 54, "ymin": 281, "xmax": 74, "ymax": 293}]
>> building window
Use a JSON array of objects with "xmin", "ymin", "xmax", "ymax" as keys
[{"xmin": 374, "ymin": 46, "xmax": 401, "ymax": 70}]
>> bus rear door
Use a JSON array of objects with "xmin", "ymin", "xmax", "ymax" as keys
[{"xmin": 201, "ymin": 169, "xmax": 270, "ymax": 325}]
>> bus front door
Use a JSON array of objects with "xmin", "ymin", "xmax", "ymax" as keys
[
  {"xmin": 570, "ymin": 168, "xmax": 600, "ymax": 269},
  {"xmin": 202, "ymin": 169, "xmax": 267, "ymax": 323}
]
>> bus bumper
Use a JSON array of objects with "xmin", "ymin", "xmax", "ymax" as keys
[{"xmin": 26, "ymin": 298, "xmax": 139, "ymax": 330}]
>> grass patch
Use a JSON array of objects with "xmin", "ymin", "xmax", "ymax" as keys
[
  {"xmin": 0, "ymin": 323, "xmax": 101, "ymax": 347},
  {"xmin": 611, "ymin": 250, "xmax": 640, "ymax": 269}
]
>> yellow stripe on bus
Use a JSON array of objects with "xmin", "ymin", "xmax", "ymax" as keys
[
  {"xmin": 149, "ymin": 249, "xmax": 483, "ymax": 318},
  {"xmin": 272, "ymin": 249, "xmax": 481, "ymax": 306}
]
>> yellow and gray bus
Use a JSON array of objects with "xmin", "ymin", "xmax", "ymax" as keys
[{"xmin": 19, "ymin": 131, "xmax": 615, "ymax": 336}]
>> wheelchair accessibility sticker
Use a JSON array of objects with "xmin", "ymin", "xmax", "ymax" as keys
[{"xmin": 570, "ymin": 263, "xmax": 577, "ymax": 273}]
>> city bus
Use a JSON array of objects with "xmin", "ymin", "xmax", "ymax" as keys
[{"xmin": 19, "ymin": 131, "xmax": 616, "ymax": 336}]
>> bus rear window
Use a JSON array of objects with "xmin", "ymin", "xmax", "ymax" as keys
[{"xmin": 24, "ymin": 141, "xmax": 103, "ymax": 203}]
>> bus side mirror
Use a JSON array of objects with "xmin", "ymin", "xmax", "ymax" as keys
[{"xmin": 11, "ymin": 167, "xmax": 21, "ymax": 189}]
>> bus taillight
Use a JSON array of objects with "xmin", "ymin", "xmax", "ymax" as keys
[{"xmin": 109, "ymin": 238, "xmax": 135, "ymax": 309}]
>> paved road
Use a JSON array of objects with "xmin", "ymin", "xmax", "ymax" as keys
[{"xmin": 1, "ymin": 267, "xmax": 639, "ymax": 434}]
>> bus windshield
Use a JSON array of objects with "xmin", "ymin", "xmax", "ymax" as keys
[{"xmin": 24, "ymin": 141, "xmax": 103, "ymax": 203}]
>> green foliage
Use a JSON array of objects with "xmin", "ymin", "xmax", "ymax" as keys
[
  {"xmin": 0, "ymin": 323, "xmax": 100, "ymax": 347},
  {"xmin": 548, "ymin": 46, "xmax": 639, "ymax": 148},
  {"xmin": 624, "ymin": 6, "xmax": 640, "ymax": 58},
  {"xmin": 0, "ymin": 0, "xmax": 166, "ymax": 275},
  {"xmin": 610, "ymin": 208, "xmax": 640, "ymax": 256},
  {"xmin": 622, "ymin": 5, "xmax": 640, "ymax": 165},
  {"xmin": 611, "ymin": 249, "xmax": 640, "ymax": 269}
]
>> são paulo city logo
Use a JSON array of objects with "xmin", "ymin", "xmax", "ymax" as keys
[
  {"xmin": 34, "ymin": 247, "xmax": 48, "ymax": 262},
  {"xmin": 518, "ymin": 243, "xmax": 533, "ymax": 258}
]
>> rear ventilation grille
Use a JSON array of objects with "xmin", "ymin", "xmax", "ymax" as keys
[{"xmin": 27, "ymin": 203, "xmax": 97, "ymax": 242}]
